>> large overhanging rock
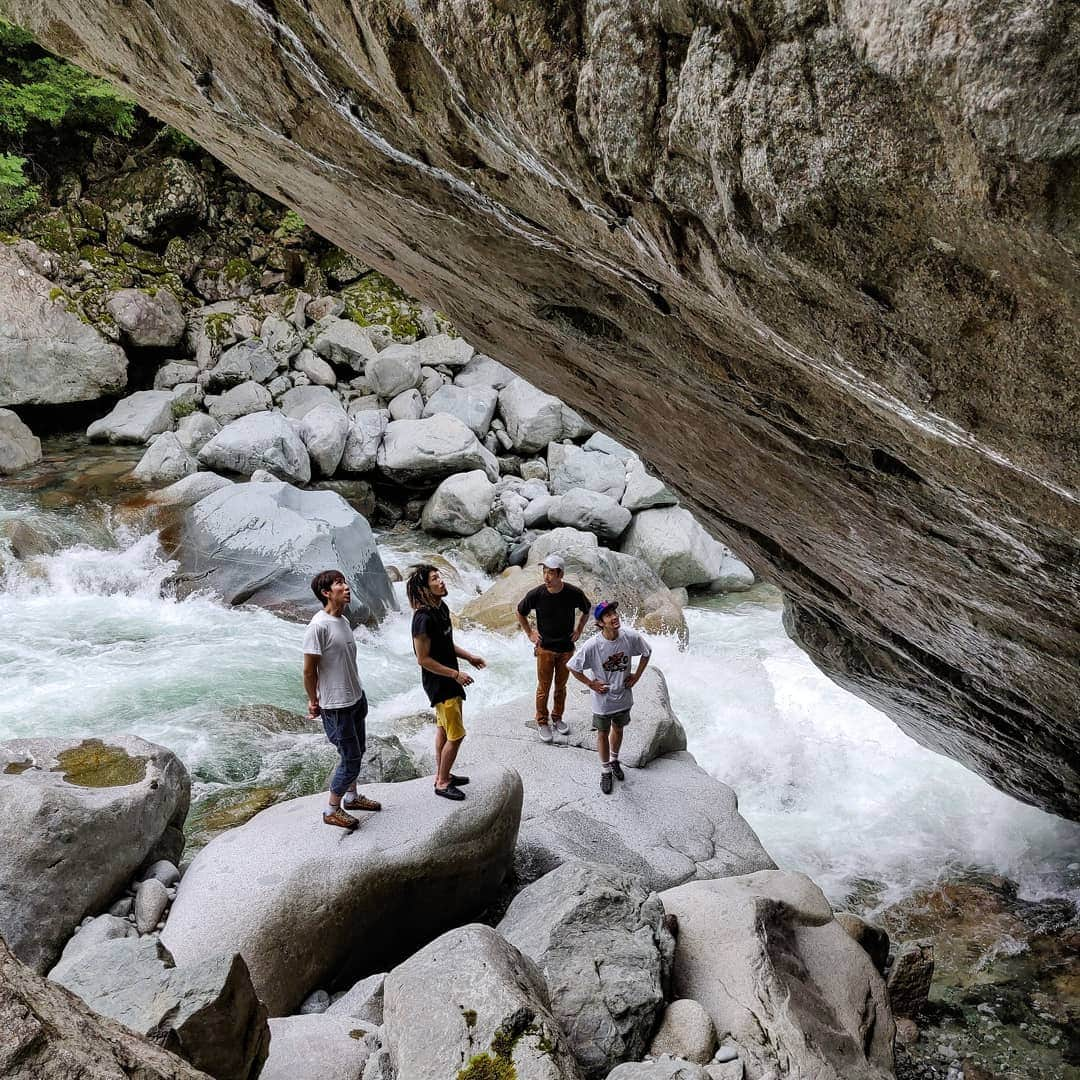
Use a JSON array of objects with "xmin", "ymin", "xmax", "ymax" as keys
[{"xmin": 19, "ymin": 1, "xmax": 1079, "ymax": 817}]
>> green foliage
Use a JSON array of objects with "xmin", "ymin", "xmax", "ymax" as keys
[
  {"xmin": 0, "ymin": 151, "xmax": 39, "ymax": 223},
  {"xmin": 171, "ymin": 400, "xmax": 197, "ymax": 420},
  {"xmin": 276, "ymin": 208, "xmax": 306, "ymax": 238},
  {"xmin": 0, "ymin": 18, "xmax": 134, "ymax": 139}
]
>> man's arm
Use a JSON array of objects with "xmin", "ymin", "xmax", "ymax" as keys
[
  {"xmin": 625, "ymin": 637, "xmax": 652, "ymax": 689},
  {"xmin": 569, "ymin": 649, "xmax": 608, "ymax": 694},
  {"xmin": 414, "ymin": 633, "xmax": 473, "ymax": 687},
  {"xmin": 515, "ymin": 592, "xmax": 540, "ymax": 644},
  {"xmin": 570, "ymin": 608, "xmax": 589, "ymax": 643},
  {"xmin": 303, "ymin": 653, "xmax": 320, "ymax": 717},
  {"xmin": 455, "ymin": 642, "xmax": 486, "ymax": 669}
]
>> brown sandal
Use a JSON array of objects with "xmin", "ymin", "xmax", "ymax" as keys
[
  {"xmin": 344, "ymin": 794, "xmax": 382, "ymax": 812},
  {"xmin": 323, "ymin": 807, "xmax": 360, "ymax": 830}
]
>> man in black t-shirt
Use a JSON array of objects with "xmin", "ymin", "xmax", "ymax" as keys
[
  {"xmin": 515, "ymin": 554, "xmax": 591, "ymax": 743},
  {"xmin": 408, "ymin": 564, "xmax": 486, "ymax": 801}
]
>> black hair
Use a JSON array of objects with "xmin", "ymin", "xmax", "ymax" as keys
[
  {"xmin": 405, "ymin": 563, "xmax": 440, "ymax": 611},
  {"xmin": 311, "ymin": 569, "xmax": 346, "ymax": 604}
]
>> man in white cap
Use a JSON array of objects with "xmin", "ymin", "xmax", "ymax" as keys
[{"xmin": 515, "ymin": 554, "xmax": 591, "ymax": 743}]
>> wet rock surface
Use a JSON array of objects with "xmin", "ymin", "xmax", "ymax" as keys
[{"xmin": 13, "ymin": 0, "xmax": 1080, "ymax": 817}]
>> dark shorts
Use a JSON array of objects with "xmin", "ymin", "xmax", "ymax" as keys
[{"xmin": 592, "ymin": 709, "xmax": 631, "ymax": 733}]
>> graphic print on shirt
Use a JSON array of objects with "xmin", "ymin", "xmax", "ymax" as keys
[{"xmin": 602, "ymin": 651, "xmax": 629, "ymax": 674}]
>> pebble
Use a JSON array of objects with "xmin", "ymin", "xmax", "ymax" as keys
[
  {"xmin": 109, "ymin": 896, "xmax": 134, "ymax": 918},
  {"xmin": 134, "ymin": 877, "xmax": 169, "ymax": 933},
  {"xmin": 299, "ymin": 989, "xmax": 331, "ymax": 1014},
  {"xmin": 713, "ymin": 1045, "xmax": 739, "ymax": 1064}
]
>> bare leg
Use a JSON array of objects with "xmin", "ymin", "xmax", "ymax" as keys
[
  {"xmin": 434, "ymin": 724, "xmax": 448, "ymax": 786},
  {"xmin": 596, "ymin": 729, "xmax": 610, "ymax": 764},
  {"xmin": 438, "ymin": 736, "xmax": 464, "ymax": 788},
  {"xmin": 610, "ymin": 725, "xmax": 624, "ymax": 760}
]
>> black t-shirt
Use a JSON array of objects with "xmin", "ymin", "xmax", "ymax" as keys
[
  {"xmin": 411, "ymin": 602, "xmax": 462, "ymax": 707},
  {"xmin": 516, "ymin": 582, "xmax": 591, "ymax": 653}
]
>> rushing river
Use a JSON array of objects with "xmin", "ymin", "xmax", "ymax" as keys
[{"xmin": 2, "ymin": 443, "xmax": 1078, "ymax": 918}]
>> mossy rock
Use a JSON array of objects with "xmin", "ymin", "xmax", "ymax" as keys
[
  {"xmin": 342, "ymin": 271, "xmax": 424, "ymax": 340},
  {"xmin": 51, "ymin": 739, "xmax": 148, "ymax": 788},
  {"xmin": 28, "ymin": 210, "xmax": 78, "ymax": 255},
  {"xmin": 321, "ymin": 246, "xmax": 370, "ymax": 285}
]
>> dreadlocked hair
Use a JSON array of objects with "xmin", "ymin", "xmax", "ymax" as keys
[{"xmin": 406, "ymin": 563, "xmax": 440, "ymax": 611}]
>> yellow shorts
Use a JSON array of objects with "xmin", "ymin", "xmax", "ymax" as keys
[{"xmin": 434, "ymin": 697, "xmax": 466, "ymax": 742}]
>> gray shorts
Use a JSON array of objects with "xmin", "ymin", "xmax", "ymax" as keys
[{"xmin": 592, "ymin": 709, "xmax": 631, "ymax": 733}]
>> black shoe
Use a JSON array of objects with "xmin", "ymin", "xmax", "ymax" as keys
[
  {"xmin": 600, "ymin": 771, "xmax": 613, "ymax": 795},
  {"xmin": 435, "ymin": 784, "xmax": 466, "ymax": 801},
  {"xmin": 610, "ymin": 761, "xmax": 624, "ymax": 781},
  {"xmin": 450, "ymin": 774, "xmax": 470, "ymax": 786}
]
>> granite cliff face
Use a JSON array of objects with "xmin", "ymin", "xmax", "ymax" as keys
[{"xmin": 5, "ymin": 0, "xmax": 1077, "ymax": 816}]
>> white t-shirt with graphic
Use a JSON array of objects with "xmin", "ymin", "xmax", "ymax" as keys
[
  {"xmin": 568, "ymin": 628, "xmax": 651, "ymax": 715},
  {"xmin": 302, "ymin": 610, "xmax": 363, "ymax": 710}
]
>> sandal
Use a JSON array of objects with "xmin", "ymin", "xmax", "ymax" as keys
[{"xmin": 344, "ymin": 794, "xmax": 382, "ymax": 811}]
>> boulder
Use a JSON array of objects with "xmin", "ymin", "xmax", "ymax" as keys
[
  {"xmin": 50, "ymin": 935, "xmax": 269, "ymax": 1080},
  {"xmin": 607, "ymin": 1060, "xmax": 711, "ymax": 1080},
  {"xmin": 499, "ymin": 862, "xmax": 675, "ymax": 1078},
  {"xmin": 280, "ymin": 383, "xmax": 341, "ymax": 419},
  {"xmin": 262, "ymin": 1015, "xmax": 376, "ymax": 1080},
  {"xmin": 455, "ymin": 525, "xmax": 508, "ymax": 574},
  {"xmin": 421, "ymin": 469, "xmax": 496, "ymax": 536},
  {"xmin": 104, "ymin": 156, "xmax": 208, "ymax": 244},
  {"xmin": 134, "ymin": 878, "xmax": 169, "ymax": 933},
  {"xmin": 155, "ymin": 362, "xmax": 201, "ymax": 390},
  {"xmin": 886, "ymin": 940, "xmax": 934, "ymax": 1019},
  {"xmin": 259, "ymin": 315, "xmax": 303, "ymax": 365},
  {"xmin": 498, "ymin": 378, "xmax": 565, "ymax": 452},
  {"xmin": 0, "ymin": 408, "xmax": 41, "ymax": 475},
  {"xmin": 834, "ymin": 913, "xmax": 890, "ymax": 976},
  {"xmin": 454, "ymin": 353, "xmax": 516, "ymax": 390},
  {"xmin": 445, "ymin": 682, "xmax": 774, "ymax": 891},
  {"xmin": 648, "ymin": 1000, "xmax": 717, "ymax": 1066},
  {"xmin": 419, "ymin": 365, "xmax": 446, "ymax": 400},
  {"xmin": 205, "ymin": 339, "xmax": 279, "ymax": 391},
  {"xmin": 341, "ymin": 409, "xmax": 388, "ymax": 473},
  {"xmin": 461, "ymin": 528, "xmax": 687, "ymax": 642},
  {"xmin": 0, "ymin": 935, "xmax": 211, "ymax": 1080},
  {"xmin": 105, "ymin": 288, "xmax": 185, "ymax": 349},
  {"xmin": 206, "ymin": 380, "xmax": 272, "ymax": 424},
  {"xmin": 132, "ymin": 431, "xmax": 198, "ymax": 484},
  {"xmin": 162, "ymin": 766, "xmax": 522, "ymax": 1016},
  {"xmin": 584, "ymin": 432, "xmax": 635, "ymax": 461},
  {"xmin": 388, "ymin": 386, "xmax": 424, "ymax": 420},
  {"xmin": 549, "ymin": 443, "xmax": 627, "ymax": 501},
  {"xmin": 377, "ymin": 415, "xmax": 498, "ymax": 485},
  {"xmin": 413, "ymin": 332, "xmax": 474, "ymax": 368},
  {"xmin": 197, "ymin": 412, "xmax": 311, "ymax": 484},
  {"xmin": 622, "ymin": 461, "xmax": 679, "ymax": 512},
  {"xmin": 706, "ymin": 552, "xmax": 755, "ymax": 593},
  {"xmin": 661, "ymin": 871, "xmax": 895, "ymax": 1080},
  {"xmin": 548, "ymin": 488, "xmax": 633, "ymax": 541},
  {"xmin": 561, "ymin": 404, "xmax": 595, "ymax": 440},
  {"xmin": 299, "ymin": 401, "xmax": 350, "ymax": 476},
  {"xmin": 146, "ymin": 471, "xmax": 233, "ymax": 508},
  {"xmin": 49, "ymin": 915, "xmax": 137, "ymax": 974},
  {"xmin": 326, "ymin": 971, "xmax": 385, "ymax": 1024},
  {"xmin": 383, "ymin": 923, "xmax": 582, "ymax": 1080},
  {"xmin": 0, "ymin": 736, "xmax": 190, "ymax": 973},
  {"xmin": 292, "ymin": 348, "xmax": 336, "ymax": 386},
  {"xmin": 309, "ymin": 317, "xmax": 378, "ymax": 371},
  {"xmin": 170, "ymin": 383, "xmax": 202, "ymax": 409},
  {"xmin": 87, "ymin": 391, "xmax": 175, "ymax": 445},
  {"xmin": 167, "ymin": 479, "xmax": 395, "ymax": 625},
  {"xmin": 621, "ymin": 508, "xmax": 732, "ymax": 589},
  {"xmin": 423, "ymin": 383, "xmax": 499, "ymax": 436},
  {"xmin": 176, "ymin": 411, "xmax": 221, "ymax": 453},
  {"xmin": 367, "ymin": 342, "xmax": 421, "ymax": 398},
  {"xmin": 355, "ymin": 733, "xmax": 423, "ymax": 785}
]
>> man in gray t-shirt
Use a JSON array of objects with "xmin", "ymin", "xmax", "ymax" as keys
[
  {"xmin": 568, "ymin": 601, "xmax": 652, "ymax": 795},
  {"xmin": 303, "ymin": 569, "xmax": 381, "ymax": 830}
]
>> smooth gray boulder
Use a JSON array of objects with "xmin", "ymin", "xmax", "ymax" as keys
[
  {"xmin": 205, "ymin": 339, "xmax": 279, "ymax": 391},
  {"xmin": 607, "ymin": 1060, "xmax": 711, "ymax": 1080},
  {"xmin": 50, "ymin": 934, "xmax": 269, "ymax": 1080},
  {"xmin": 206, "ymin": 380, "xmax": 272, "ymax": 424},
  {"xmin": 326, "ymin": 971, "xmax": 385, "ymax": 1024},
  {"xmin": 175, "ymin": 411, "xmax": 221, "ymax": 453},
  {"xmin": 421, "ymin": 469, "xmax": 496, "ymax": 536},
  {"xmin": 413, "ymin": 332, "xmax": 474, "ymax": 368},
  {"xmin": 561, "ymin": 404, "xmax": 595, "ymax": 440},
  {"xmin": 377, "ymin": 414, "xmax": 498, "ymax": 485},
  {"xmin": 132, "ymin": 432, "xmax": 198, "ymax": 485},
  {"xmin": 622, "ymin": 461, "xmax": 679, "ymax": 512},
  {"xmin": 49, "ymin": 915, "xmax": 137, "ymax": 975},
  {"xmin": 143, "ymin": 859, "xmax": 182, "ymax": 888},
  {"xmin": 584, "ymin": 432, "xmax": 635, "ymax": 461},
  {"xmin": 661, "ymin": 872, "xmax": 895, "ymax": 1080},
  {"xmin": 197, "ymin": 411, "xmax": 311, "ymax": 484},
  {"xmin": 648, "ymin": 1000, "xmax": 717, "ymax": 1066},
  {"xmin": 292, "ymin": 348, "xmax": 336, "ymax": 386},
  {"xmin": 134, "ymin": 878, "xmax": 169, "ymax": 934},
  {"xmin": 423, "ymin": 383, "xmax": 499, "ymax": 436},
  {"xmin": 280, "ymin": 383, "xmax": 341, "ymax": 418},
  {"xmin": 154, "ymin": 362, "xmax": 201, "ymax": 390},
  {"xmin": 498, "ymin": 378, "xmax": 565, "ymax": 453},
  {"xmin": 105, "ymin": 288, "xmax": 185, "ymax": 349},
  {"xmin": 310, "ymin": 316, "xmax": 378, "ymax": 371},
  {"xmin": 455, "ymin": 525, "xmax": 508, "ymax": 574},
  {"xmin": 259, "ymin": 314, "xmax": 303, "ymax": 365},
  {"xmin": 621, "ymin": 508, "xmax": 732, "ymax": 589},
  {"xmin": 367, "ymin": 342, "xmax": 421, "ymax": 398},
  {"xmin": 147, "ymin": 470, "xmax": 233, "ymax": 508},
  {"xmin": 87, "ymin": 391, "xmax": 175, "ymax": 445},
  {"xmin": 341, "ymin": 408, "xmax": 388, "ymax": 473},
  {"xmin": 262, "ymin": 1015, "xmax": 376, "ymax": 1080},
  {"xmin": 383, "ymin": 923, "xmax": 582, "ymax": 1080},
  {"xmin": 548, "ymin": 488, "xmax": 633, "ymax": 541},
  {"xmin": 388, "ymin": 386, "xmax": 424, "ymax": 420},
  {"xmin": 454, "ymin": 353, "xmax": 516, "ymax": 390},
  {"xmin": 162, "ymin": 766, "xmax": 522, "ymax": 1016},
  {"xmin": 168, "ymin": 479, "xmax": 395, "ymax": 625},
  {"xmin": 0, "ymin": 408, "xmax": 41, "ymax": 474},
  {"xmin": 499, "ymin": 862, "xmax": 675, "ymax": 1078},
  {"xmin": 549, "ymin": 443, "xmax": 627, "ymax": 501},
  {"xmin": 0, "ymin": 735, "xmax": 190, "ymax": 973},
  {"xmin": 299, "ymin": 401, "xmax": 350, "ymax": 476},
  {"xmin": 0, "ymin": 243, "xmax": 128, "ymax": 405}
]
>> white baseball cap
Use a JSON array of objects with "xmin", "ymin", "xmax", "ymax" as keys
[{"xmin": 539, "ymin": 554, "xmax": 565, "ymax": 571}]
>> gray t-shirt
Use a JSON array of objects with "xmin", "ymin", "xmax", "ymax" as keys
[
  {"xmin": 302, "ymin": 610, "xmax": 364, "ymax": 710},
  {"xmin": 568, "ymin": 628, "xmax": 651, "ymax": 715}
]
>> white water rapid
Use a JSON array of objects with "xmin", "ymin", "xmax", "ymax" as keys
[{"xmin": 2, "ymin": 480, "xmax": 1078, "ymax": 916}]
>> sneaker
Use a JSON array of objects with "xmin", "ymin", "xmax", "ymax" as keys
[
  {"xmin": 434, "ymin": 783, "xmax": 466, "ymax": 801},
  {"xmin": 552, "ymin": 718, "xmax": 570, "ymax": 736},
  {"xmin": 610, "ymin": 760, "xmax": 624, "ymax": 781},
  {"xmin": 537, "ymin": 723, "xmax": 554, "ymax": 744},
  {"xmin": 600, "ymin": 771, "xmax": 613, "ymax": 795},
  {"xmin": 323, "ymin": 807, "xmax": 359, "ymax": 830},
  {"xmin": 344, "ymin": 793, "xmax": 382, "ymax": 811},
  {"xmin": 432, "ymin": 774, "xmax": 470, "ymax": 789}
]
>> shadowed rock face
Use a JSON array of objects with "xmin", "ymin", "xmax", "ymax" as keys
[{"xmin": 10, "ymin": 1, "xmax": 1078, "ymax": 816}]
